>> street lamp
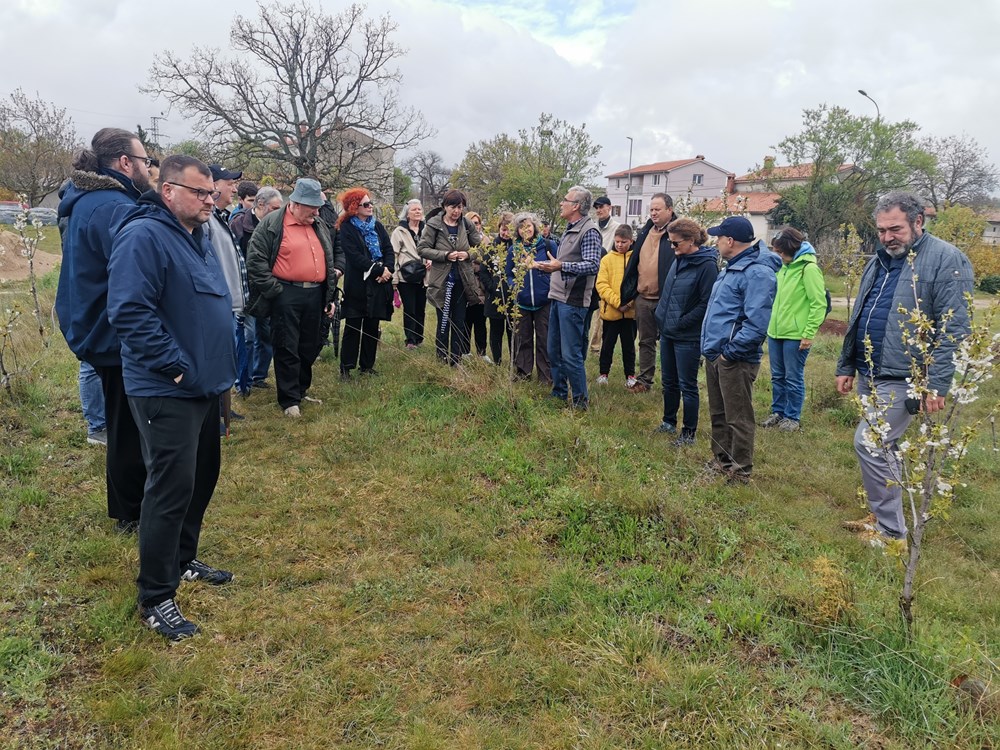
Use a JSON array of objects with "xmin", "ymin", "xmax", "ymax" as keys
[
  {"xmin": 858, "ymin": 89, "xmax": 880, "ymax": 121},
  {"xmin": 625, "ymin": 135, "xmax": 633, "ymax": 223}
]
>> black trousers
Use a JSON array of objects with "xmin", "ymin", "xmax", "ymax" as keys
[
  {"xmin": 465, "ymin": 303, "xmax": 487, "ymax": 356},
  {"xmin": 270, "ymin": 283, "xmax": 324, "ymax": 409},
  {"xmin": 93, "ymin": 364, "xmax": 146, "ymax": 522},
  {"xmin": 398, "ymin": 282, "xmax": 427, "ymax": 346},
  {"xmin": 129, "ymin": 396, "xmax": 220, "ymax": 607},
  {"xmin": 436, "ymin": 277, "xmax": 469, "ymax": 366},
  {"xmin": 341, "ymin": 317, "xmax": 381, "ymax": 373},
  {"xmin": 488, "ymin": 315, "xmax": 512, "ymax": 365},
  {"xmin": 599, "ymin": 318, "xmax": 637, "ymax": 376}
]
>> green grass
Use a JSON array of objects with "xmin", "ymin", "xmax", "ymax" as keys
[{"xmin": 1, "ymin": 283, "xmax": 998, "ymax": 749}]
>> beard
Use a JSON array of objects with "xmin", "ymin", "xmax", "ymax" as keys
[
  {"xmin": 884, "ymin": 244, "xmax": 910, "ymax": 259},
  {"xmin": 131, "ymin": 170, "xmax": 153, "ymax": 194}
]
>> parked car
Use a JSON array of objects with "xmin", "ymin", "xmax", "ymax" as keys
[{"xmin": 0, "ymin": 206, "xmax": 58, "ymax": 227}]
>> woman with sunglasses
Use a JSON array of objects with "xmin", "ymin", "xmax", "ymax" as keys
[
  {"xmin": 653, "ymin": 218, "xmax": 719, "ymax": 445},
  {"xmin": 336, "ymin": 188, "xmax": 394, "ymax": 378},
  {"xmin": 762, "ymin": 227, "xmax": 827, "ymax": 432}
]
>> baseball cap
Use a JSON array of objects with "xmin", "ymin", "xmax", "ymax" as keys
[
  {"xmin": 706, "ymin": 216, "xmax": 754, "ymax": 243},
  {"xmin": 208, "ymin": 164, "xmax": 243, "ymax": 181},
  {"xmin": 593, "ymin": 196, "xmax": 612, "ymax": 207}
]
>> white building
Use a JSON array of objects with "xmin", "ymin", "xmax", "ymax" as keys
[{"xmin": 604, "ymin": 156, "xmax": 733, "ymax": 226}]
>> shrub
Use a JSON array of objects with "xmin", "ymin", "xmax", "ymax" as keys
[
  {"xmin": 979, "ymin": 274, "xmax": 1000, "ymax": 295},
  {"xmin": 966, "ymin": 244, "xmax": 1000, "ymax": 281}
]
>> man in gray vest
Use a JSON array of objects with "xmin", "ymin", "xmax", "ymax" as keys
[{"xmin": 534, "ymin": 185, "xmax": 602, "ymax": 409}]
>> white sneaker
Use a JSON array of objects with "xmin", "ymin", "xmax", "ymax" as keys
[
  {"xmin": 625, "ymin": 376, "xmax": 638, "ymax": 389},
  {"xmin": 597, "ymin": 374, "xmax": 609, "ymax": 385},
  {"xmin": 303, "ymin": 395, "xmax": 322, "ymax": 404},
  {"xmin": 284, "ymin": 405, "xmax": 301, "ymax": 418}
]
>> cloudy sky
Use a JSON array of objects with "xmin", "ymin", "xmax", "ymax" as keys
[{"xmin": 3, "ymin": 0, "xmax": 998, "ymax": 186}]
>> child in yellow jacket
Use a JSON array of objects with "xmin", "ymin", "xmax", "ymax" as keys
[{"xmin": 594, "ymin": 224, "xmax": 637, "ymax": 388}]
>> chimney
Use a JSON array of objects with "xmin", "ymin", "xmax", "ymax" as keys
[
  {"xmin": 725, "ymin": 174, "xmax": 735, "ymax": 194},
  {"xmin": 695, "ymin": 154, "xmax": 705, "ymax": 160},
  {"xmin": 763, "ymin": 155, "xmax": 776, "ymax": 172}
]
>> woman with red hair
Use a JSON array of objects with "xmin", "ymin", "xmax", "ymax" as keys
[{"xmin": 336, "ymin": 187, "xmax": 394, "ymax": 377}]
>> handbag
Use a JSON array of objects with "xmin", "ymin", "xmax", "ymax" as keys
[{"xmin": 399, "ymin": 259, "xmax": 426, "ymax": 284}]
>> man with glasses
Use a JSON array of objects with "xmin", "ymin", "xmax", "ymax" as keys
[
  {"xmin": 534, "ymin": 185, "xmax": 602, "ymax": 410},
  {"xmin": 836, "ymin": 191, "xmax": 973, "ymax": 546},
  {"xmin": 621, "ymin": 193, "xmax": 677, "ymax": 393},
  {"xmin": 107, "ymin": 155, "xmax": 237, "ymax": 641},
  {"xmin": 588, "ymin": 196, "xmax": 620, "ymax": 354},
  {"xmin": 57, "ymin": 128, "xmax": 153, "ymax": 534},
  {"xmin": 246, "ymin": 178, "xmax": 343, "ymax": 417},
  {"xmin": 701, "ymin": 216, "xmax": 778, "ymax": 484}
]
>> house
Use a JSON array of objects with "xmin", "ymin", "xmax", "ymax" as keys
[
  {"xmin": 701, "ymin": 157, "xmax": 856, "ymax": 242},
  {"xmin": 983, "ymin": 211, "xmax": 1000, "ymax": 245},
  {"xmin": 604, "ymin": 156, "xmax": 733, "ymax": 226}
]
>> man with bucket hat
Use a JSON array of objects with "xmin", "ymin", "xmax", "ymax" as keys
[{"xmin": 246, "ymin": 178, "xmax": 344, "ymax": 417}]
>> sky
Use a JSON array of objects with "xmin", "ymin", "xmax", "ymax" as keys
[{"xmin": 3, "ymin": 0, "xmax": 999, "ymax": 187}]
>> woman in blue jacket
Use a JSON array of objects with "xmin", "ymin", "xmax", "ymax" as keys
[
  {"xmin": 508, "ymin": 213, "xmax": 555, "ymax": 383},
  {"xmin": 654, "ymin": 218, "xmax": 719, "ymax": 445}
]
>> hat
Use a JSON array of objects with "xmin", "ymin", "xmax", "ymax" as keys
[
  {"xmin": 209, "ymin": 164, "xmax": 243, "ymax": 181},
  {"xmin": 288, "ymin": 178, "xmax": 324, "ymax": 207},
  {"xmin": 593, "ymin": 196, "xmax": 612, "ymax": 207},
  {"xmin": 707, "ymin": 216, "xmax": 755, "ymax": 243}
]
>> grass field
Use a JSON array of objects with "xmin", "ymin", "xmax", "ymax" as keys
[{"xmin": 1, "ymin": 276, "xmax": 998, "ymax": 749}]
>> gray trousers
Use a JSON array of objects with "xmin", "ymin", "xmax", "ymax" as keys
[
  {"xmin": 855, "ymin": 378, "xmax": 911, "ymax": 539},
  {"xmin": 635, "ymin": 296, "xmax": 659, "ymax": 387}
]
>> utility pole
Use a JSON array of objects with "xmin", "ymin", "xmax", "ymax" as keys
[
  {"xmin": 625, "ymin": 136, "xmax": 633, "ymax": 225},
  {"xmin": 150, "ymin": 116, "xmax": 167, "ymax": 152}
]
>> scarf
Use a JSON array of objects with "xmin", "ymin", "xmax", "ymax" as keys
[{"xmin": 349, "ymin": 215, "xmax": 382, "ymax": 261}]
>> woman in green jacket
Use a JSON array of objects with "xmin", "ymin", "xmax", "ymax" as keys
[{"xmin": 762, "ymin": 227, "xmax": 827, "ymax": 431}]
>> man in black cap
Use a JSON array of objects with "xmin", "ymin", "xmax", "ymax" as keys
[
  {"xmin": 589, "ymin": 196, "xmax": 620, "ymax": 352},
  {"xmin": 700, "ymin": 216, "xmax": 779, "ymax": 483},
  {"xmin": 246, "ymin": 178, "xmax": 344, "ymax": 417}
]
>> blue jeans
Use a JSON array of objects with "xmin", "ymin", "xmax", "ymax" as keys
[
  {"xmin": 79, "ymin": 361, "xmax": 106, "ymax": 433},
  {"xmin": 548, "ymin": 301, "xmax": 589, "ymax": 405},
  {"xmin": 660, "ymin": 337, "xmax": 701, "ymax": 430},
  {"xmin": 768, "ymin": 337, "xmax": 810, "ymax": 421},
  {"xmin": 234, "ymin": 314, "xmax": 250, "ymax": 394},
  {"xmin": 251, "ymin": 316, "xmax": 273, "ymax": 384}
]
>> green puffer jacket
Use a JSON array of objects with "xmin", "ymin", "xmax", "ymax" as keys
[{"xmin": 766, "ymin": 243, "xmax": 827, "ymax": 340}]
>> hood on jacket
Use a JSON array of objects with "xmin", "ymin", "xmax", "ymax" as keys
[
  {"xmin": 110, "ymin": 190, "xmax": 208, "ymax": 254},
  {"xmin": 58, "ymin": 168, "xmax": 139, "ymax": 222},
  {"xmin": 792, "ymin": 240, "xmax": 816, "ymax": 262},
  {"xmin": 681, "ymin": 245, "xmax": 720, "ymax": 265}
]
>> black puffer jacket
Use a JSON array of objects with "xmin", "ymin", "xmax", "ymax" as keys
[{"xmin": 654, "ymin": 245, "xmax": 719, "ymax": 342}]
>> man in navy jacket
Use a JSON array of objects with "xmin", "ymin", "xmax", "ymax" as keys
[{"xmin": 107, "ymin": 155, "xmax": 237, "ymax": 642}]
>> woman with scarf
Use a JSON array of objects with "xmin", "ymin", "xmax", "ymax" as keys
[
  {"xmin": 336, "ymin": 187, "xmax": 395, "ymax": 378},
  {"xmin": 418, "ymin": 190, "xmax": 483, "ymax": 366}
]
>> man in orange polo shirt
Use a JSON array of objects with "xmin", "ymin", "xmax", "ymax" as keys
[{"xmin": 245, "ymin": 179, "xmax": 344, "ymax": 417}]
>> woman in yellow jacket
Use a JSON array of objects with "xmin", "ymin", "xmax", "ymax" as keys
[{"xmin": 594, "ymin": 224, "xmax": 637, "ymax": 387}]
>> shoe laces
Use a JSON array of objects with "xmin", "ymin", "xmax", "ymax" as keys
[{"xmin": 153, "ymin": 599, "xmax": 186, "ymax": 627}]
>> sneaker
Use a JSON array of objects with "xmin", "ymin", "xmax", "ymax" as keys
[
  {"xmin": 406, "ymin": 343, "xmax": 417, "ymax": 350},
  {"xmin": 625, "ymin": 376, "xmax": 638, "ymax": 389},
  {"xmin": 482, "ymin": 356, "xmax": 493, "ymax": 364},
  {"xmin": 229, "ymin": 409, "xmax": 246, "ymax": 421},
  {"xmin": 777, "ymin": 418, "xmax": 800, "ymax": 432},
  {"xmin": 140, "ymin": 598, "xmax": 200, "ymax": 642},
  {"xmin": 114, "ymin": 519, "xmax": 139, "ymax": 535},
  {"xmin": 303, "ymin": 395, "xmax": 323, "ymax": 404},
  {"xmin": 251, "ymin": 380, "xmax": 271, "ymax": 389},
  {"xmin": 841, "ymin": 512, "xmax": 877, "ymax": 533},
  {"xmin": 86, "ymin": 429, "xmax": 108, "ymax": 446},
  {"xmin": 181, "ymin": 559, "xmax": 234, "ymax": 586},
  {"xmin": 673, "ymin": 428, "xmax": 696, "ymax": 447},
  {"xmin": 760, "ymin": 413, "xmax": 783, "ymax": 428},
  {"xmin": 596, "ymin": 374, "xmax": 609, "ymax": 385},
  {"xmin": 628, "ymin": 382, "xmax": 650, "ymax": 393},
  {"xmin": 284, "ymin": 405, "xmax": 301, "ymax": 418},
  {"xmin": 654, "ymin": 421, "xmax": 676, "ymax": 434}
]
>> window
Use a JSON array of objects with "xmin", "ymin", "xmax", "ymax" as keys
[
  {"xmin": 652, "ymin": 174, "xmax": 661, "ymax": 186},
  {"xmin": 692, "ymin": 174, "xmax": 703, "ymax": 185},
  {"xmin": 616, "ymin": 178, "xmax": 621, "ymax": 189},
  {"xmin": 612, "ymin": 205, "xmax": 621, "ymax": 217},
  {"xmin": 628, "ymin": 199, "xmax": 642, "ymax": 217}
]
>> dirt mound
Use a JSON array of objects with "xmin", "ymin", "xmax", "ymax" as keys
[
  {"xmin": 0, "ymin": 231, "xmax": 61, "ymax": 281},
  {"xmin": 819, "ymin": 317, "xmax": 848, "ymax": 336}
]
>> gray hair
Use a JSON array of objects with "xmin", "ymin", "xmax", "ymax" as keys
[
  {"xmin": 874, "ymin": 191, "xmax": 925, "ymax": 224},
  {"xmin": 254, "ymin": 186, "xmax": 282, "ymax": 208},
  {"xmin": 512, "ymin": 211, "xmax": 541, "ymax": 239},
  {"xmin": 398, "ymin": 198, "xmax": 422, "ymax": 221},
  {"xmin": 568, "ymin": 185, "xmax": 592, "ymax": 215}
]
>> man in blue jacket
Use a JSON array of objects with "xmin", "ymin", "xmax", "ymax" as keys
[
  {"xmin": 107, "ymin": 155, "xmax": 237, "ymax": 642},
  {"xmin": 701, "ymin": 216, "xmax": 778, "ymax": 483},
  {"xmin": 57, "ymin": 128, "xmax": 153, "ymax": 533},
  {"xmin": 836, "ymin": 191, "xmax": 973, "ymax": 545}
]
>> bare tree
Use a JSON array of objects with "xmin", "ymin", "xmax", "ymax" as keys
[
  {"xmin": 910, "ymin": 134, "xmax": 999, "ymax": 209},
  {"xmin": 405, "ymin": 150, "xmax": 452, "ymax": 206},
  {"xmin": 143, "ymin": 1, "xmax": 433, "ymax": 195},
  {"xmin": 0, "ymin": 89, "xmax": 77, "ymax": 206}
]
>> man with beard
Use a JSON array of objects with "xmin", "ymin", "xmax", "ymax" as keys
[
  {"xmin": 107, "ymin": 155, "xmax": 237, "ymax": 641},
  {"xmin": 57, "ymin": 128, "xmax": 153, "ymax": 533},
  {"xmin": 836, "ymin": 191, "xmax": 973, "ymax": 545}
]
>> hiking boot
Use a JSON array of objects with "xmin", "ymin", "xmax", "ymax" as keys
[
  {"xmin": 284, "ymin": 405, "xmax": 301, "ymax": 418},
  {"xmin": 777, "ymin": 418, "xmax": 800, "ymax": 432},
  {"xmin": 654, "ymin": 421, "xmax": 676, "ymax": 434},
  {"xmin": 760, "ymin": 413, "xmax": 783, "ymax": 428},
  {"xmin": 86, "ymin": 429, "xmax": 108, "ymax": 446},
  {"xmin": 596, "ymin": 374, "xmax": 609, "ymax": 385},
  {"xmin": 114, "ymin": 519, "xmax": 139, "ymax": 535},
  {"xmin": 703, "ymin": 458, "xmax": 728, "ymax": 475},
  {"xmin": 841, "ymin": 513, "xmax": 877, "ymax": 533},
  {"xmin": 140, "ymin": 598, "xmax": 200, "ymax": 642},
  {"xmin": 673, "ymin": 428, "xmax": 696, "ymax": 447},
  {"xmin": 181, "ymin": 559, "xmax": 233, "ymax": 586},
  {"xmin": 628, "ymin": 382, "xmax": 650, "ymax": 393},
  {"xmin": 726, "ymin": 470, "xmax": 752, "ymax": 486}
]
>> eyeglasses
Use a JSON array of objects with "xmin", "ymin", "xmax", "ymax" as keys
[
  {"xmin": 165, "ymin": 182, "xmax": 220, "ymax": 202},
  {"xmin": 360, "ymin": 201, "xmax": 373, "ymax": 208},
  {"xmin": 125, "ymin": 154, "xmax": 153, "ymax": 168},
  {"xmin": 669, "ymin": 240, "xmax": 682, "ymax": 248}
]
